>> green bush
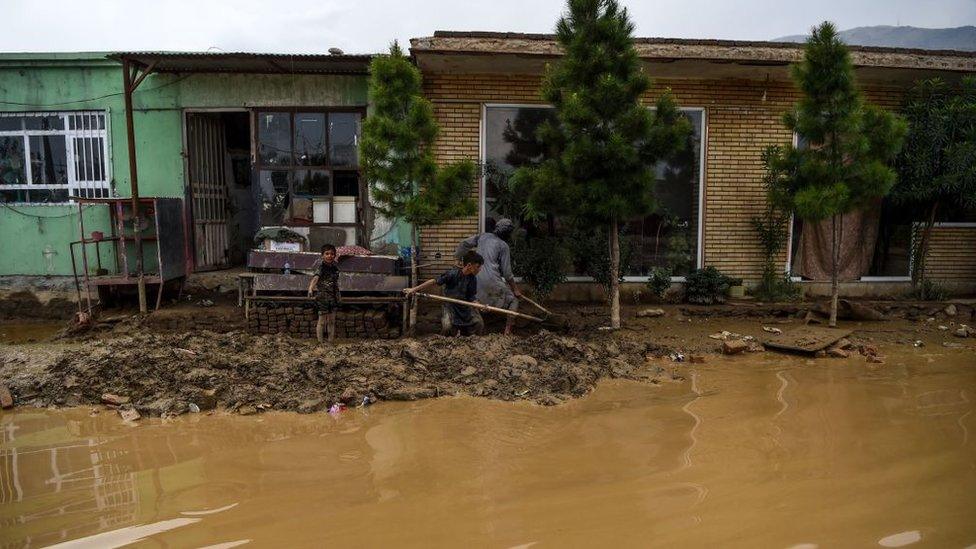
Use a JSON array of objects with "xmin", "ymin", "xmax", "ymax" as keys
[
  {"xmin": 907, "ymin": 278, "xmax": 949, "ymax": 301},
  {"xmin": 646, "ymin": 267, "xmax": 672, "ymax": 299},
  {"xmin": 685, "ymin": 266, "xmax": 737, "ymax": 305},
  {"xmin": 511, "ymin": 234, "xmax": 569, "ymax": 300},
  {"xmin": 570, "ymin": 226, "xmax": 637, "ymax": 299}
]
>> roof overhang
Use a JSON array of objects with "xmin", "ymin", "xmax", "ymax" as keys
[
  {"xmin": 108, "ymin": 51, "xmax": 373, "ymax": 76},
  {"xmin": 411, "ymin": 32, "xmax": 976, "ymax": 84}
]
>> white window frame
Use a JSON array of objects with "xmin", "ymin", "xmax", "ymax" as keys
[
  {"xmin": 0, "ymin": 110, "xmax": 112, "ymax": 204},
  {"xmin": 480, "ymin": 103, "xmax": 707, "ymax": 283},
  {"xmin": 783, "ymin": 132, "xmax": 912, "ymax": 282}
]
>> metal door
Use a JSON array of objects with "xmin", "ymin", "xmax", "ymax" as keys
[{"xmin": 186, "ymin": 113, "xmax": 230, "ymax": 270}]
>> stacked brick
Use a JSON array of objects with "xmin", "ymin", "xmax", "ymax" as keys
[{"xmin": 246, "ymin": 304, "xmax": 401, "ymax": 339}]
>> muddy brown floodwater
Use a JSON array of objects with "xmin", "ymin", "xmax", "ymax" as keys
[{"xmin": 1, "ymin": 348, "xmax": 975, "ymax": 547}]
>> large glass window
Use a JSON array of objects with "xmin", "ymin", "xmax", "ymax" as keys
[
  {"xmin": 787, "ymin": 135, "xmax": 916, "ymax": 279},
  {"xmin": 0, "ymin": 111, "xmax": 110, "ymax": 204},
  {"xmin": 483, "ymin": 105, "xmax": 704, "ymax": 278},
  {"xmin": 254, "ymin": 109, "xmax": 363, "ymax": 231}
]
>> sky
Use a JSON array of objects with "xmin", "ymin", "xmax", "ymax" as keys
[{"xmin": 2, "ymin": 0, "xmax": 975, "ymax": 54}]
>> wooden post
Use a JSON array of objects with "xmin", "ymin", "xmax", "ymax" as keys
[{"xmin": 122, "ymin": 59, "xmax": 148, "ymax": 313}]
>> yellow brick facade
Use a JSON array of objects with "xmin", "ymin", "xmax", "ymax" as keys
[{"xmin": 419, "ymin": 72, "xmax": 975, "ymax": 291}]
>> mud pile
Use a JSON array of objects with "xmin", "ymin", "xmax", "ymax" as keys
[{"xmin": 0, "ymin": 331, "xmax": 676, "ymax": 415}]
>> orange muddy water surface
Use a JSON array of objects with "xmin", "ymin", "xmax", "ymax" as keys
[{"xmin": 1, "ymin": 349, "xmax": 974, "ymax": 547}]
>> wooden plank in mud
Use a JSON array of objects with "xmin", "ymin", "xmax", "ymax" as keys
[{"xmin": 763, "ymin": 326, "xmax": 853, "ymax": 353}]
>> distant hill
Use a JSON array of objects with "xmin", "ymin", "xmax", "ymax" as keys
[{"xmin": 775, "ymin": 25, "xmax": 976, "ymax": 52}]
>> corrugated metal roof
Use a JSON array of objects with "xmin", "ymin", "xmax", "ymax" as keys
[{"xmin": 108, "ymin": 51, "xmax": 373, "ymax": 75}]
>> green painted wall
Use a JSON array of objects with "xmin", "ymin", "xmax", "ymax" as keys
[
  {"xmin": 0, "ymin": 53, "xmax": 369, "ymax": 276},
  {"xmin": 0, "ymin": 204, "xmax": 114, "ymax": 276}
]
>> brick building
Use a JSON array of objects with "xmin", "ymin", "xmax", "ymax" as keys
[{"xmin": 410, "ymin": 32, "xmax": 976, "ymax": 298}]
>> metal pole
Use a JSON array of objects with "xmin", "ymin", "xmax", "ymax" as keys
[{"xmin": 122, "ymin": 59, "xmax": 148, "ymax": 313}]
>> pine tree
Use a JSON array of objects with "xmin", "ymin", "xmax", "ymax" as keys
[
  {"xmin": 893, "ymin": 77, "xmax": 976, "ymax": 295},
  {"xmin": 766, "ymin": 22, "xmax": 906, "ymax": 326},
  {"xmin": 513, "ymin": 0, "xmax": 691, "ymax": 329},
  {"xmin": 361, "ymin": 42, "xmax": 477, "ymax": 333}
]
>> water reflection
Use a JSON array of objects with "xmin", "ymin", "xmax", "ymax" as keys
[{"xmin": 1, "ymin": 350, "xmax": 975, "ymax": 547}]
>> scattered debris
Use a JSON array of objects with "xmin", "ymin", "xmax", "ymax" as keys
[
  {"xmin": 866, "ymin": 355, "xmax": 885, "ymax": 364},
  {"xmin": 954, "ymin": 327, "xmax": 970, "ymax": 338},
  {"xmin": 913, "ymin": 340, "xmax": 925, "ymax": 348},
  {"xmin": 827, "ymin": 347, "xmax": 850, "ymax": 358},
  {"xmin": 359, "ymin": 396, "xmax": 372, "ymax": 408},
  {"xmin": 944, "ymin": 304, "xmax": 957, "ymax": 317},
  {"xmin": 199, "ymin": 299, "xmax": 214, "ymax": 307},
  {"xmin": 238, "ymin": 405, "xmax": 257, "ymax": 416},
  {"xmin": 939, "ymin": 325, "xmax": 949, "ymax": 331},
  {"xmin": 841, "ymin": 300, "xmax": 887, "ymax": 321},
  {"xmin": 763, "ymin": 326, "xmax": 853, "ymax": 354},
  {"xmin": 188, "ymin": 403, "xmax": 201, "ymax": 413},
  {"xmin": 636, "ymin": 308, "xmax": 665, "ymax": 318},
  {"xmin": 0, "ymin": 384, "xmax": 13, "ymax": 409},
  {"xmin": 858, "ymin": 344, "xmax": 880, "ymax": 357},
  {"xmin": 722, "ymin": 339, "xmax": 749, "ymax": 355},
  {"xmin": 328, "ymin": 403, "xmax": 347, "ymax": 415},
  {"xmin": 101, "ymin": 393, "xmax": 130, "ymax": 406},
  {"xmin": 118, "ymin": 408, "xmax": 141, "ymax": 422},
  {"xmin": 762, "ymin": 326, "xmax": 783, "ymax": 335},
  {"xmin": 668, "ymin": 352, "xmax": 685, "ymax": 362}
]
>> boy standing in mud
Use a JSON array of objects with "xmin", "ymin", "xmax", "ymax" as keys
[
  {"xmin": 404, "ymin": 251, "xmax": 485, "ymax": 336},
  {"xmin": 307, "ymin": 244, "xmax": 339, "ymax": 343}
]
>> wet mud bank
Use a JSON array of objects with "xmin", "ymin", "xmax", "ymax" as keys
[{"xmin": 0, "ymin": 331, "xmax": 678, "ymax": 416}]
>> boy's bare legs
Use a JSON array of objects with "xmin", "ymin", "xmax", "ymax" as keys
[{"xmin": 317, "ymin": 312, "xmax": 337, "ymax": 343}]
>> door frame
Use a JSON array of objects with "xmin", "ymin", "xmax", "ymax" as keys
[{"xmin": 182, "ymin": 108, "xmax": 248, "ymax": 273}]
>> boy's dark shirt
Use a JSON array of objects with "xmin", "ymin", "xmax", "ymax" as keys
[
  {"xmin": 437, "ymin": 266, "xmax": 477, "ymax": 326},
  {"xmin": 316, "ymin": 261, "xmax": 340, "ymax": 297}
]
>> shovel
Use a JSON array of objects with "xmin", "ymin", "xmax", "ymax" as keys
[{"xmin": 520, "ymin": 294, "xmax": 571, "ymax": 331}]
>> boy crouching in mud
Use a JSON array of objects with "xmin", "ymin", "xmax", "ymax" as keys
[
  {"xmin": 404, "ymin": 251, "xmax": 485, "ymax": 336},
  {"xmin": 307, "ymin": 244, "xmax": 339, "ymax": 343}
]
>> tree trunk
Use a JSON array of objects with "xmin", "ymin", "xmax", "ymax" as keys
[
  {"xmin": 829, "ymin": 214, "xmax": 839, "ymax": 328},
  {"xmin": 609, "ymin": 216, "xmax": 621, "ymax": 329},
  {"xmin": 408, "ymin": 226, "xmax": 419, "ymax": 336},
  {"xmin": 913, "ymin": 201, "xmax": 939, "ymax": 289}
]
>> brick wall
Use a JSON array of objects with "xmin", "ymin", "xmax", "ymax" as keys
[
  {"xmin": 420, "ymin": 71, "xmax": 971, "ymax": 291},
  {"xmin": 927, "ymin": 226, "xmax": 976, "ymax": 283}
]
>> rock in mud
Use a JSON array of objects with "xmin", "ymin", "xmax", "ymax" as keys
[
  {"xmin": 0, "ymin": 384, "xmax": 13, "ymax": 409},
  {"xmin": 636, "ymin": 308, "xmax": 665, "ymax": 318},
  {"xmin": 954, "ymin": 327, "xmax": 969, "ymax": 338},
  {"xmin": 722, "ymin": 340, "xmax": 749, "ymax": 355},
  {"xmin": 238, "ymin": 405, "xmax": 258, "ymax": 416},
  {"xmin": 866, "ymin": 354, "xmax": 885, "ymax": 364},
  {"xmin": 944, "ymin": 304, "xmax": 957, "ymax": 317},
  {"xmin": 827, "ymin": 348, "xmax": 850, "ymax": 358},
  {"xmin": 506, "ymin": 355, "xmax": 538, "ymax": 370},
  {"xmin": 118, "ymin": 408, "xmax": 141, "ymax": 422},
  {"xmin": 101, "ymin": 393, "xmax": 130, "ymax": 406}
]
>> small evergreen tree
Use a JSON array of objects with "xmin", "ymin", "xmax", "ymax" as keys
[
  {"xmin": 361, "ymin": 42, "xmax": 477, "ymax": 332},
  {"xmin": 514, "ymin": 0, "xmax": 691, "ymax": 328},
  {"xmin": 765, "ymin": 22, "xmax": 906, "ymax": 326},
  {"xmin": 894, "ymin": 77, "xmax": 976, "ymax": 295}
]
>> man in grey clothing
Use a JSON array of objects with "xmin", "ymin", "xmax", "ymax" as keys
[{"xmin": 455, "ymin": 218, "xmax": 523, "ymax": 335}]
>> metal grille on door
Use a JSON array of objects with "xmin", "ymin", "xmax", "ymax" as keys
[{"xmin": 186, "ymin": 114, "xmax": 230, "ymax": 270}]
